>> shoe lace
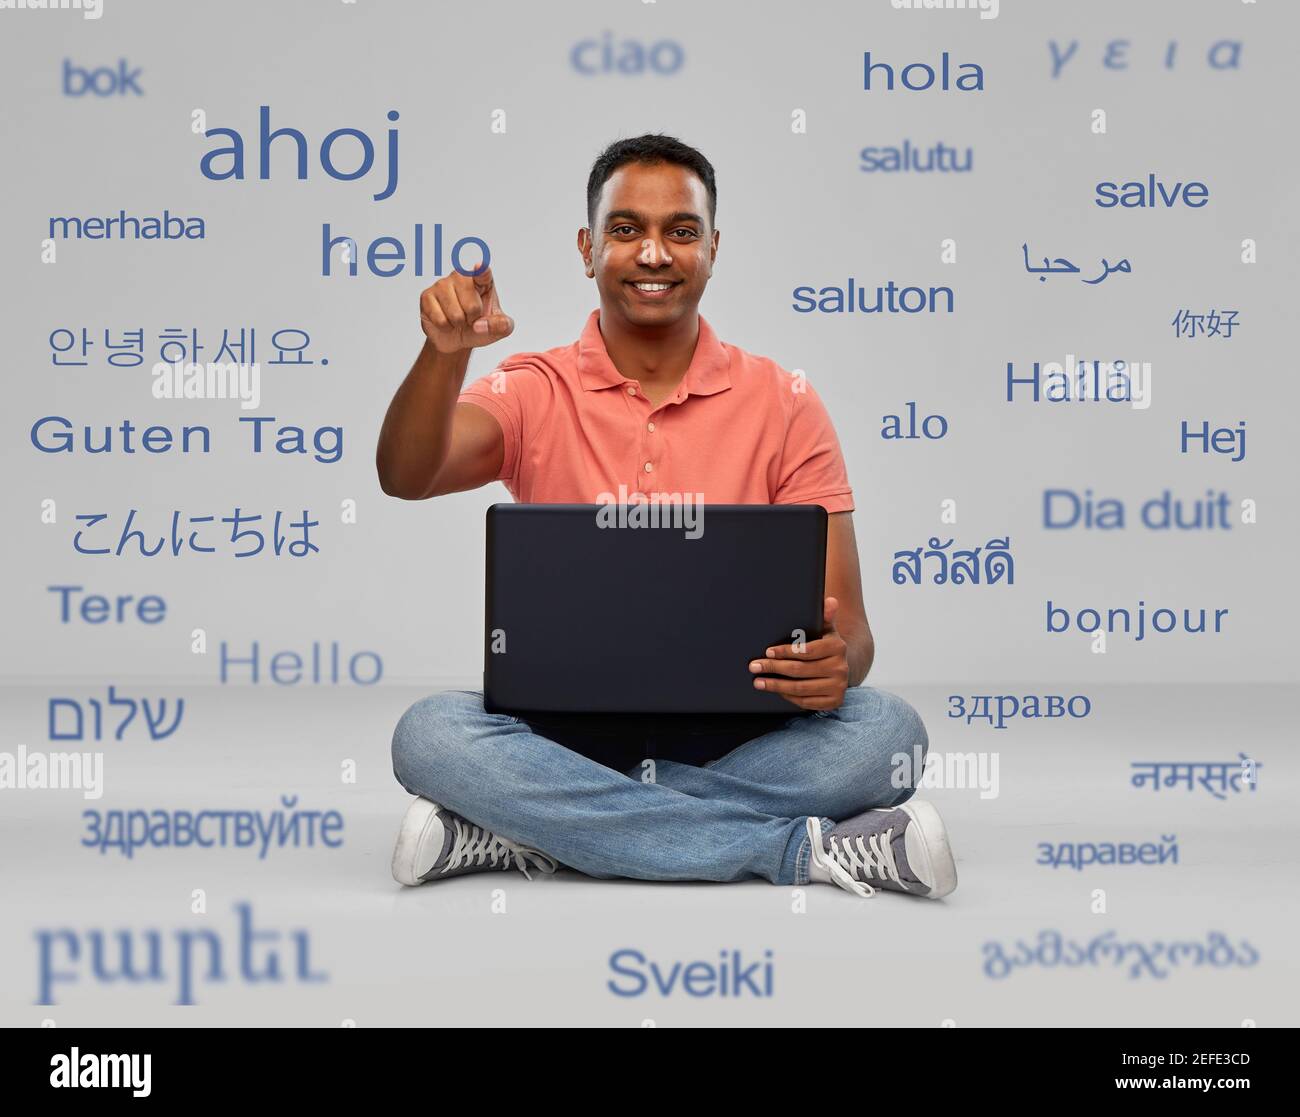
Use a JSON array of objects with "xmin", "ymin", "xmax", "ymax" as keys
[
  {"xmin": 443, "ymin": 818, "xmax": 555, "ymax": 881},
  {"xmin": 806, "ymin": 817, "xmax": 904, "ymax": 898}
]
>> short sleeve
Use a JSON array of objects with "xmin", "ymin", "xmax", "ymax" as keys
[
  {"xmin": 458, "ymin": 366, "xmax": 523, "ymax": 486},
  {"xmin": 774, "ymin": 381, "xmax": 855, "ymax": 514}
]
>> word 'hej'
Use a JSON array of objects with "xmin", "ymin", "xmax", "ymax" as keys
[
  {"xmin": 1182, "ymin": 420, "xmax": 1246, "ymax": 463},
  {"xmin": 892, "ymin": 537, "xmax": 1012, "ymax": 585}
]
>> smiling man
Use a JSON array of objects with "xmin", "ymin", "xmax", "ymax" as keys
[{"xmin": 375, "ymin": 134, "xmax": 958, "ymax": 900}]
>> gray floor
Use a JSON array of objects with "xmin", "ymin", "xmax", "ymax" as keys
[{"xmin": 2, "ymin": 683, "xmax": 1296, "ymax": 1027}]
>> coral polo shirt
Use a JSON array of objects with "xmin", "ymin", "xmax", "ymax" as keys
[{"xmin": 458, "ymin": 309, "xmax": 855, "ymax": 514}]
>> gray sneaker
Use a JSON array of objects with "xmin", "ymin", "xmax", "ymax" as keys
[
  {"xmin": 806, "ymin": 800, "xmax": 957, "ymax": 899},
  {"xmin": 391, "ymin": 797, "xmax": 559, "ymax": 887}
]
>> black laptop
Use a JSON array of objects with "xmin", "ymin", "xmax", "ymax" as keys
[{"xmin": 483, "ymin": 503, "xmax": 827, "ymax": 715}]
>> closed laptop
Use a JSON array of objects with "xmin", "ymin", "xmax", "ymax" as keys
[{"xmin": 483, "ymin": 503, "xmax": 827, "ymax": 715}]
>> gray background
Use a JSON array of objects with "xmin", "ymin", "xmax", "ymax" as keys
[{"xmin": 1, "ymin": 0, "xmax": 1298, "ymax": 1029}]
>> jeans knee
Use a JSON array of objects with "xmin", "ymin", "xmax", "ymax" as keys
[
  {"xmin": 870, "ymin": 690, "xmax": 928, "ymax": 804},
  {"xmin": 390, "ymin": 690, "xmax": 481, "ymax": 793},
  {"xmin": 840, "ymin": 687, "xmax": 928, "ymax": 757},
  {"xmin": 877, "ymin": 689, "xmax": 929, "ymax": 761},
  {"xmin": 829, "ymin": 687, "xmax": 929, "ymax": 806}
]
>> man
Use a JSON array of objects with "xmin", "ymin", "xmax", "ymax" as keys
[{"xmin": 376, "ymin": 134, "xmax": 957, "ymax": 900}]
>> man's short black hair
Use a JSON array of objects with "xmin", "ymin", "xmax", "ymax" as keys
[{"xmin": 586, "ymin": 134, "xmax": 717, "ymax": 230}]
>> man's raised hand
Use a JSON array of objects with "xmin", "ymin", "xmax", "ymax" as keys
[{"xmin": 419, "ymin": 265, "xmax": 515, "ymax": 353}]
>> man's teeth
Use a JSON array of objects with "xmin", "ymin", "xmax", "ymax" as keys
[{"xmin": 633, "ymin": 282, "xmax": 674, "ymax": 291}]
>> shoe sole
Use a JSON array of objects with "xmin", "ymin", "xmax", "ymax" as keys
[
  {"xmin": 391, "ymin": 798, "xmax": 446, "ymax": 887},
  {"xmin": 899, "ymin": 800, "xmax": 958, "ymax": 899}
]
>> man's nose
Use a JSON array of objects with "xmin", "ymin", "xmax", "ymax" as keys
[{"xmin": 638, "ymin": 237, "xmax": 674, "ymax": 267}]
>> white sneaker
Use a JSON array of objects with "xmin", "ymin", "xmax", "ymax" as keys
[
  {"xmin": 807, "ymin": 800, "xmax": 958, "ymax": 899},
  {"xmin": 390, "ymin": 797, "xmax": 559, "ymax": 887}
]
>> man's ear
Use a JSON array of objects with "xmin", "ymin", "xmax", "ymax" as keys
[{"xmin": 577, "ymin": 226, "xmax": 595, "ymax": 275}]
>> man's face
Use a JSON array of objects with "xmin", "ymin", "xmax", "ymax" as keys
[{"xmin": 579, "ymin": 161, "xmax": 718, "ymax": 329}]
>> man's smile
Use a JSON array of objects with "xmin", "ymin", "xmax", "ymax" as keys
[{"xmin": 626, "ymin": 279, "xmax": 681, "ymax": 299}]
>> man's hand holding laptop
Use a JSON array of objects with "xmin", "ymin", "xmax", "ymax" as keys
[{"xmin": 749, "ymin": 596, "xmax": 850, "ymax": 712}]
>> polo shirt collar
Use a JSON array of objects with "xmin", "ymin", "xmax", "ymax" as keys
[{"xmin": 577, "ymin": 309, "xmax": 731, "ymax": 397}]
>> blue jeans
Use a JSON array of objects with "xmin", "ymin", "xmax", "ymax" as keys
[{"xmin": 390, "ymin": 687, "xmax": 928, "ymax": 886}]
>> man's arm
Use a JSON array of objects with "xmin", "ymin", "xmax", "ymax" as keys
[
  {"xmin": 375, "ymin": 267, "xmax": 514, "ymax": 500},
  {"xmin": 825, "ymin": 511, "xmax": 874, "ymax": 687}
]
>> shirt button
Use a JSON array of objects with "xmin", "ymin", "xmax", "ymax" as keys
[
  {"xmin": 647, "ymin": 421, "xmax": 656, "ymax": 432},
  {"xmin": 644, "ymin": 461, "xmax": 653, "ymax": 473},
  {"xmin": 627, "ymin": 385, "xmax": 636, "ymax": 395}
]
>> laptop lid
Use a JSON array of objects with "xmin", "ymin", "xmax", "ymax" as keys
[{"xmin": 483, "ymin": 503, "xmax": 827, "ymax": 715}]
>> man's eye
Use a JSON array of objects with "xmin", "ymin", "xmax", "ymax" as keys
[
  {"xmin": 610, "ymin": 225, "xmax": 636, "ymax": 235},
  {"xmin": 671, "ymin": 229, "xmax": 699, "ymax": 238}
]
